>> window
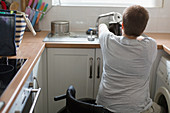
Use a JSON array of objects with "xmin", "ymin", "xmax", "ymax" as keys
[{"xmin": 52, "ymin": 0, "xmax": 163, "ymax": 8}]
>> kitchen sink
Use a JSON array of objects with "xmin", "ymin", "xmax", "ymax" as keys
[{"xmin": 43, "ymin": 32, "xmax": 97, "ymax": 42}]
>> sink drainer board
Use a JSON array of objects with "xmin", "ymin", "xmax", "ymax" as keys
[
  {"xmin": 43, "ymin": 32, "xmax": 97, "ymax": 42},
  {"xmin": 43, "ymin": 37, "xmax": 89, "ymax": 42}
]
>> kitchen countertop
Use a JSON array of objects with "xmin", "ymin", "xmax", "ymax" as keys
[
  {"xmin": 0, "ymin": 31, "xmax": 170, "ymax": 112},
  {"xmin": 145, "ymin": 33, "xmax": 170, "ymax": 55},
  {"xmin": 0, "ymin": 43, "xmax": 45, "ymax": 113}
]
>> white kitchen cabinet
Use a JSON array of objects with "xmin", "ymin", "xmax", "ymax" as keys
[
  {"xmin": 33, "ymin": 49, "xmax": 48, "ymax": 113},
  {"xmin": 47, "ymin": 48, "xmax": 103, "ymax": 113}
]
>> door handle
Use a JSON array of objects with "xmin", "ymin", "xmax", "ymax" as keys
[
  {"xmin": 97, "ymin": 57, "xmax": 101, "ymax": 78},
  {"xmin": 29, "ymin": 88, "xmax": 41, "ymax": 113},
  {"xmin": 89, "ymin": 57, "xmax": 93, "ymax": 79}
]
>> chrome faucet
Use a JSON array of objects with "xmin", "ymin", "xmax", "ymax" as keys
[{"xmin": 95, "ymin": 12, "xmax": 122, "ymax": 37}]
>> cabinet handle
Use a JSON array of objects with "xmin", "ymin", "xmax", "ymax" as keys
[
  {"xmin": 89, "ymin": 57, "xmax": 93, "ymax": 79},
  {"xmin": 97, "ymin": 57, "xmax": 101, "ymax": 78},
  {"xmin": 29, "ymin": 88, "xmax": 41, "ymax": 113}
]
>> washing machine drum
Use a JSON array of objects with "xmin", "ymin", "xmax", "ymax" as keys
[{"xmin": 154, "ymin": 87, "xmax": 170, "ymax": 113}]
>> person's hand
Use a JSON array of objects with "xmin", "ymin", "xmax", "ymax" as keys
[{"xmin": 137, "ymin": 36, "xmax": 145, "ymax": 41}]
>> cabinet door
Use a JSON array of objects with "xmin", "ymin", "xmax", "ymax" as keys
[
  {"xmin": 33, "ymin": 49, "xmax": 48, "ymax": 113},
  {"xmin": 47, "ymin": 48, "xmax": 95, "ymax": 113},
  {"xmin": 94, "ymin": 48, "xmax": 103, "ymax": 98}
]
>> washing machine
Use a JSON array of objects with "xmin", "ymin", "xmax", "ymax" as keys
[{"xmin": 154, "ymin": 56, "xmax": 170, "ymax": 113}]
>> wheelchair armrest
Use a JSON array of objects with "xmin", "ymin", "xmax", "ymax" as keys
[
  {"xmin": 54, "ymin": 94, "xmax": 66, "ymax": 101},
  {"xmin": 78, "ymin": 98, "xmax": 96, "ymax": 104}
]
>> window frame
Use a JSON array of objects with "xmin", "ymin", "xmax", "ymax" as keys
[{"xmin": 52, "ymin": 0, "xmax": 163, "ymax": 8}]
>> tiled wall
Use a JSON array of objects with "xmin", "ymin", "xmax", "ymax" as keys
[{"xmin": 40, "ymin": 0, "xmax": 170, "ymax": 33}]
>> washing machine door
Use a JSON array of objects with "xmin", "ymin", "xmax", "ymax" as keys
[{"xmin": 154, "ymin": 87, "xmax": 170, "ymax": 113}]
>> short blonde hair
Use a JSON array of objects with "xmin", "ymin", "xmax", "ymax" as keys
[{"xmin": 123, "ymin": 5, "xmax": 149, "ymax": 37}]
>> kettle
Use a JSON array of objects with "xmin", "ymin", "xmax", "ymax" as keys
[
  {"xmin": 95, "ymin": 12, "xmax": 122, "ymax": 36},
  {"xmin": 109, "ymin": 22, "xmax": 122, "ymax": 36}
]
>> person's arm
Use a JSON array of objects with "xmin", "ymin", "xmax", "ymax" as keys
[
  {"xmin": 98, "ymin": 24, "xmax": 110, "ymax": 42},
  {"xmin": 146, "ymin": 37, "xmax": 157, "ymax": 63},
  {"xmin": 149, "ymin": 38, "xmax": 157, "ymax": 62},
  {"xmin": 98, "ymin": 24, "xmax": 110, "ymax": 48},
  {"xmin": 99, "ymin": 24, "xmax": 109, "ymax": 36}
]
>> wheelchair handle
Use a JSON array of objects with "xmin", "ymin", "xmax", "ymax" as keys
[{"xmin": 54, "ymin": 94, "xmax": 66, "ymax": 101}]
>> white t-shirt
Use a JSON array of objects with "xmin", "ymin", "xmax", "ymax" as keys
[{"xmin": 96, "ymin": 24, "xmax": 157, "ymax": 113}]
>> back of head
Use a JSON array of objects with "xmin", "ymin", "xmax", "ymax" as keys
[{"xmin": 123, "ymin": 5, "xmax": 149, "ymax": 37}]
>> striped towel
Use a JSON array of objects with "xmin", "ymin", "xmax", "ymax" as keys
[
  {"xmin": 15, "ymin": 14, "xmax": 27, "ymax": 48},
  {"xmin": 0, "ymin": 10, "xmax": 36, "ymax": 50}
]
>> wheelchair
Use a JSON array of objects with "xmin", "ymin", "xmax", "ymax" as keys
[{"xmin": 54, "ymin": 85, "xmax": 113, "ymax": 113}]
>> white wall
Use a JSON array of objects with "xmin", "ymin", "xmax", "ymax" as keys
[{"xmin": 40, "ymin": 0, "xmax": 170, "ymax": 33}]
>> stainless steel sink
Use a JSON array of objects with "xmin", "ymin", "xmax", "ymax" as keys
[
  {"xmin": 43, "ymin": 32, "xmax": 97, "ymax": 42},
  {"xmin": 44, "ymin": 37, "xmax": 89, "ymax": 42}
]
